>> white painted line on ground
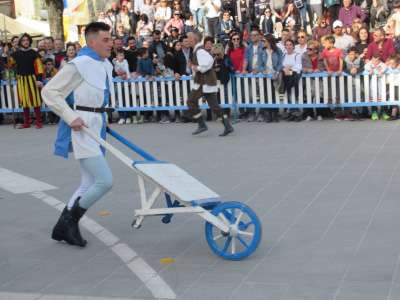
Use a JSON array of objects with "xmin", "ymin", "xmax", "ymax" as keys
[
  {"xmin": 0, "ymin": 167, "xmax": 57, "ymax": 194},
  {"xmin": 0, "ymin": 167, "xmax": 177, "ymax": 300}
]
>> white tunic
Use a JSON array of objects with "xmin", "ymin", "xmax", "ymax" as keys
[{"xmin": 42, "ymin": 50, "xmax": 113, "ymax": 160}]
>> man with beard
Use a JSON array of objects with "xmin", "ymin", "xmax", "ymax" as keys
[
  {"xmin": 42, "ymin": 22, "xmax": 114, "ymax": 248},
  {"xmin": 4, "ymin": 33, "xmax": 44, "ymax": 129}
]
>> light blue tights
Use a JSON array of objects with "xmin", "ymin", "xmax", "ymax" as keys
[{"xmin": 67, "ymin": 155, "xmax": 113, "ymax": 210}]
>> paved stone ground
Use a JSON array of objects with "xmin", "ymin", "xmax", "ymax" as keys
[{"xmin": 2, "ymin": 114, "xmax": 400, "ymax": 300}]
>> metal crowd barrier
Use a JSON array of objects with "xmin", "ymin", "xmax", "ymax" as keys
[{"xmin": 1, "ymin": 71, "xmax": 399, "ymax": 120}]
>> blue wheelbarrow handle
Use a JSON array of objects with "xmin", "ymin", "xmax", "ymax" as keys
[{"xmin": 106, "ymin": 127, "xmax": 158, "ymax": 161}]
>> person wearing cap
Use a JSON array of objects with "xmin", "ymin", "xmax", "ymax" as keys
[
  {"xmin": 338, "ymin": 0, "xmax": 365, "ymax": 34},
  {"xmin": 164, "ymin": 10, "xmax": 184, "ymax": 35},
  {"xmin": 332, "ymin": 20, "xmax": 355, "ymax": 56}
]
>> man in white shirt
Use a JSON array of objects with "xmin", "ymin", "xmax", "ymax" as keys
[
  {"xmin": 186, "ymin": 31, "xmax": 234, "ymax": 136},
  {"xmin": 42, "ymin": 22, "xmax": 115, "ymax": 248},
  {"xmin": 204, "ymin": 0, "xmax": 221, "ymax": 40}
]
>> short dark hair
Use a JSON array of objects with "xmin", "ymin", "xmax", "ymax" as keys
[
  {"xmin": 152, "ymin": 30, "xmax": 162, "ymax": 36},
  {"xmin": 127, "ymin": 36, "xmax": 136, "ymax": 43},
  {"xmin": 138, "ymin": 47, "xmax": 148, "ymax": 56},
  {"xmin": 116, "ymin": 50, "xmax": 125, "ymax": 56},
  {"xmin": 11, "ymin": 36, "xmax": 18, "ymax": 43},
  {"xmin": 84, "ymin": 22, "xmax": 111, "ymax": 43},
  {"xmin": 43, "ymin": 58, "xmax": 54, "ymax": 65},
  {"xmin": 203, "ymin": 36, "xmax": 214, "ymax": 44},
  {"xmin": 45, "ymin": 36, "xmax": 54, "ymax": 42},
  {"xmin": 179, "ymin": 34, "xmax": 188, "ymax": 43},
  {"xmin": 113, "ymin": 37, "xmax": 123, "ymax": 44},
  {"xmin": 348, "ymin": 46, "xmax": 358, "ymax": 53},
  {"xmin": 66, "ymin": 42, "xmax": 76, "ymax": 50}
]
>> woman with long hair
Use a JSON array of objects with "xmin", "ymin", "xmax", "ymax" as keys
[
  {"xmin": 136, "ymin": 14, "xmax": 154, "ymax": 48},
  {"xmin": 259, "ymin": 34, "xmax": 283, "ymax": 122},
  {"xmin": 282, "ymin": 2, "xmax": 301, "ymax": 30},
  {"xmin": 356, "ymin": 27, "xmax": 370, "ymax": 59},
  {"xmin": 227, "ymin": 32, "xmax": 247, "ymax": 119},
  {"xmin": 281, "ymin": 39, "xmax": 302, "ymax": 122}
]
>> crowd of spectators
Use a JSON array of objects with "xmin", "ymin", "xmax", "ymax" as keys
[{"xmin": 2, "ymin": 0, "xmax": 400, "ymax": 126}]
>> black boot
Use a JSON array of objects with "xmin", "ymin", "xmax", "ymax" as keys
[
  {"xmin": 219, "ymin": 117, "xmax": 234, "ymax": 136},
  {"xmin": 52, "ymin": 199, "xmax": 87, "ymax": 247},
  {"xmin": 192, "ymin": 116, "xmax": 208, "ymax": 135},
  {"xmin": 223, "ymin": 108, "xmax": 231, "ymax": 117},
  {"xmin": 265, "ymin": 112, "xmax": 272, "ymax": 123},
  {"xmin": 51, "ymin": 206, "xmax": 69, "ymax": 241},
  {"xmin": 273, "ymin": 111, "xmax": 279, "ymax": 123},
  {"xmin": 206, "ymin": 109, "xmax": 212, "ymax": 121}
]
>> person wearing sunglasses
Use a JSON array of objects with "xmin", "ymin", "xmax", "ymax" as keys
[
  {"xmin": 385, "ymin": 28, "xmax": 400, "ymax": 53},
  {"xmin": 365, "ymin": 28, "xmax": 396, "ymax": 63},
  {"xmin": 302, "ymin": 40, "xmax": 327, "ymax": 121},
  {"xmin": 294, "ymin": 29, "xmax": 308, "ymax": 54},
  {"xmin": 259, "ymin": 7, "xmax": 282, "ymax": 38},
  {"xmin": 312, "ymin": 17, "xmax": 331, "ymax": 44},
  {"xmin": 227, "ymin": 33, "xmax": 248, "ymax": 120},
  {"xmin": 43, "ymin": 58, "xmax": 60, "ymax": 125}
]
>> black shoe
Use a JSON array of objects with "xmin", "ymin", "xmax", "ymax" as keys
[
  {"xmin": 182, "ymin": 117, "xmax": 190, "ymax": 123},
  {"xmin": 192, "ymin": 116, "xmax": 208, "ymax": 135},
  {"xmin": 206, "ymin": 109, "xmax": 212, "ymax": 121},
  {"xmin": 294, "ymin": 116, "xmax": 301, "ymax": 122},
  {"xmin": 286, "ymin": 115, "xmax": 295, "ymax": 122},
  {"xmin": 265, "ymin": 112, "xmax": 272, "ymax": 123},
  {"xmin": 387, "ymin": 115, "xmax": 398, "ymax": 121},
  {"xmin": 219, "ymin": 118, "xmax": 234, "ymax": 136},
  {"xmin": 273, "ymin": 112, "xmax": 279, "ymax": 123},
  {"xmin": 52, "ymin": 199, "xmax": 87, "ymax": 247}
]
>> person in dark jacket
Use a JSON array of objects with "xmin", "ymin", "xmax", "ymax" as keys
[{"xmin": 173, "ymin": 34, "xmax": 193, "ymax": 122}]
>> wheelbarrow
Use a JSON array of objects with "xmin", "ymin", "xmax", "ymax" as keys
[{"xmin": 82, "ymin": 127, "xmax": 262, "ymax": 260}]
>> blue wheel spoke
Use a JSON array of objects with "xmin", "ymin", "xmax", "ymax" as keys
[
  {"xmin": 231, "ymin": 208, "xmax": 235, "ymax": 224},
  {"xmin": 205, "ymin": 201, "xmax": 262, "ymax": 260},
  {"xmin": 237, "ymin": 235, "xmax": 250, "ymax": 249},
  {"xmin": 222, "ymin": 236, "xmax": 232, "ymax": 252},
  {"xmin": 238, "ymin": 221, "xmax": 254, "ymax": 230}
]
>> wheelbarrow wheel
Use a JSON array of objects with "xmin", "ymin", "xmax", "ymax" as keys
[{"xmin": 205, "ymin": 201, "xmax": 262, "ymax": 260}]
